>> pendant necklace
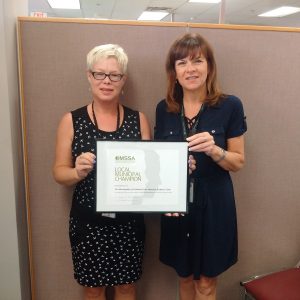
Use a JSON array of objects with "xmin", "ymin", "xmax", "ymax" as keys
[{"xmin": 91, "ymin": 101, "xmax": 120, "ymax": 131}]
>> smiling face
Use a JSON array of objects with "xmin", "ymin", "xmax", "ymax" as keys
[
  {"xmin": 165, "ymin": 33, "xmax": 221, "ymax": 112},
  {"xmin": 87, "ymin": 57, "xmax": 126, "ymax": 103},
  {"xmin": 175, "ymin": 53, "xmax": 208, "ymax": 94}
]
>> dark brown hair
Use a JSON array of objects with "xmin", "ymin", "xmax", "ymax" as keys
[{"xmin": 165, "ymin": 33, "xmax": 224, "ymax": 113}]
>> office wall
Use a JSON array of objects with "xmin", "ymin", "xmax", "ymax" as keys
[
  {"xmin": 18, "ymin": 18, "xmax": 300, "ymax": 300},
  {"xmin": 0, "ymin": 0, "xmax": 30, "ymax": 299},
  {"xmin": 190, "ymin": 24, "xmax": 300, "ymax": 297}
]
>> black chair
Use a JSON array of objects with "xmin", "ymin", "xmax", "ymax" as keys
[{"xmin": 240, "ymin": 260, "xmax": 300, "ymax": 300}]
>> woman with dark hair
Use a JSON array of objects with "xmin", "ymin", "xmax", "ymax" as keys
[{"xmin": 155, "ymin": 33, "xmax": 247, "ymax": 299}]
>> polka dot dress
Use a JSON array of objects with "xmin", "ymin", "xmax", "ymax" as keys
[{"xmin": 69, "ymin": 105, "xmax": 145, "ymax": 287}]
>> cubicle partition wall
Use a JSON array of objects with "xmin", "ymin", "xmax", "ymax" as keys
[{"xmin": 18, "ymin": 18, "xmax": 300, "ymax": 300}]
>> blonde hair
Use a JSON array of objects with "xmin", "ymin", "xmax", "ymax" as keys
[{"xmin": 87, "ymin": 44, "xmax": 128, "ymax": 74}]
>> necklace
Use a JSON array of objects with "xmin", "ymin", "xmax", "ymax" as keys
[{"xmin": 91, "ymin": 101, "xmax": 120, "ymax": 131}]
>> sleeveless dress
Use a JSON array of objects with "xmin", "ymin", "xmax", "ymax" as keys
[{"xmin": 70, "ymin": 105, "xmax": 145, "ymax": 287}]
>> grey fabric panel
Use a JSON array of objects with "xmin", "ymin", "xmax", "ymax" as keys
[
  {"xmin": 19, "ymin": 18, "xmax": 300, "ymax": 300},
  {"xmin": 191, "ymin": 26, "xmax": 300, "ymax": 299},
  {"xmin": 19, "ymin": 19, "xmax": 185, "ymax": 300}
]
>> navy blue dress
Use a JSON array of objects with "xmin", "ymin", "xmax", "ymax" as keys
[{"xmin": 155, "ymin": 95, "xmax": 247, "ymax": 279}]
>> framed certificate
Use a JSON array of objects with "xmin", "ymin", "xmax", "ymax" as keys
[{"xmin": 96, "ymin": 140, "xmax": 188, "ymax": 213}]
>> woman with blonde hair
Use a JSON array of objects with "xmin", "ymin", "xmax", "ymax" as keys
[{"xmin": 53, "ymin": 44, "xmax": 151, "ymax": 300}]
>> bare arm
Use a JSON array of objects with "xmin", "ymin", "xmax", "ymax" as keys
[
  {"xmin": 187, "ymin": 133, "xmax": 245, "ymax": 172},
  {"xmin": 139, "ymin": 111, "xmax": 152, "ymax": 140},
  {"xmin": 207, "ymin": 135, "xmax": 245, "ymax": 172},
  {"xmin": 52, "ymin": 112, "xmax": 95, "ymax": 186}
]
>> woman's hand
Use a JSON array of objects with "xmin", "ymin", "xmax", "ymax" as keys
[
  {"xmin": 186, "ymin": 132, "xmax": 215, "ymax": 155},
  {"xmin": 187, "ymin": 133, "xmax": 246, "ymax": 172},
  {"xmin": 165, "ymin": 213, "xmax": 185, "ymax": 217},
  {"xmin": 188, "ymin": 154, "xmax": 196, "ymax": 174},
  {"xmin": 75, "ymin": 152, "xmax": 96, "ymax": 180}
]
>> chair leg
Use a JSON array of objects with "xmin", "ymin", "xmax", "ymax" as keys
[{"xmin": 244, "ymin": 291, "xmax": 255, "ymax": 300}]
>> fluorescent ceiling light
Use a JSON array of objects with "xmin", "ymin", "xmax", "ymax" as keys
[
  {"xmin": 47, "ymin": 0, "xmax": 80, "ymax": 9},
  {"xmin": 138, "ymin": 11, "xmax": 169, "ymax": 21},
  {"xmin": 259, "ymin": 6, "xmax": 300, "ymax": 17},
  {"xmin": 189, "ymin": 0, "xmax": 221, "ymax": 3}
]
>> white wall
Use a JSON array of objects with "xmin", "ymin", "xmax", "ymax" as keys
[{"xmin": 0, "ymin": 0, "xmax": 30, "ymax": 299}]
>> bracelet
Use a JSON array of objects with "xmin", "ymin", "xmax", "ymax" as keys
[{"xmin": 214, "ymin": 148, "xmax": 226, "ymax": 163}]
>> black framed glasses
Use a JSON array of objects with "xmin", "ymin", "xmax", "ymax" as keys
[{"xmin": 91, "ymin": 71, "xmax": 124, "ymax": 82}]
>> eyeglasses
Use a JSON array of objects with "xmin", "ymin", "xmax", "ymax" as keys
[{"xmin": 91, "ymin": 71, "xmax": 124, "ymax": 82}]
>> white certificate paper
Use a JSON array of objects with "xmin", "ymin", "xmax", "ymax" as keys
[{"xmin": 96, "ymin": 141, "xmax": 188, "ymax": 212}]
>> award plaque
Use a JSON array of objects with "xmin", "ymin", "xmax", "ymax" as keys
[{"xmin": 96, "ymin": 140, "xmax": 188, "ymax": 213}]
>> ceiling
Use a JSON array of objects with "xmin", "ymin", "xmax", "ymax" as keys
[{"xmin": 28, "ymin": 0, "xmax": 300, "ymax": 27}]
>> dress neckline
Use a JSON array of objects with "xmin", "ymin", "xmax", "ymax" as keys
[{"xmin": 86, "ymin": 104, "xmax": 126, "ymax": 133}]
